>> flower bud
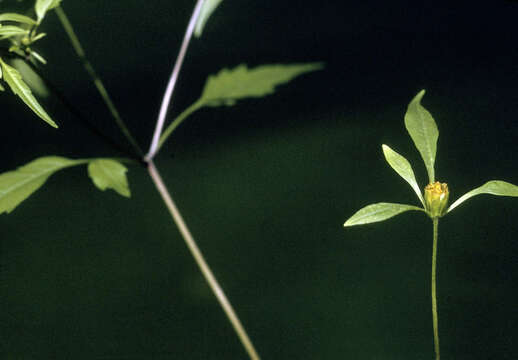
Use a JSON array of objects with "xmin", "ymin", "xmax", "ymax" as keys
[{"xmin": 424, "ymin": 181, "xmax": 449, "ymax": 218}]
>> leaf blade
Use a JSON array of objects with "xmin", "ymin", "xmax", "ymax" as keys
[
  {"xmin": 344, "ymin": 202, "xmax": 424, "ymax": 227},
  {"xmin": 0, "ymin": 57, "xmax": 57, "ymax": 128},
  {"xmin": 194, "ymin": 0, "xmax": 223, "ymax": 37},
  {"xmin": 0, "ymin": 156, "xmax": 85, "ymax": 214},
  {"xmin": 447, "ymin": 180, "xmax": 518, "ymax": 213},
  {"xmin": 198, "ymin": 63, "xmax": 324, "ymax": 107},
  {"xmin": 382, "ymin": 144, "xmax": 424, "ymax": 206},
  {"xmin": 35, "ymin": 0, "xmax": 61, "ymax": 23},
  {"xmin": 0, "ymin": 25, "xmax": 29, "ymax": 39},
  {"xmin": 0, "ymin": 13, "xmax": 37, "ymax": 25},
  {"xmin": 404, "ymin": 90, "xmax": 438, "ymax": 183},
  {"xmin": 87, "ymin": 159, "xmax": 131, "ymax": 198}
]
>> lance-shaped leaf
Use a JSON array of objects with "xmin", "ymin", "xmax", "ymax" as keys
[
  {"xmin": 0, "ymin": 25, "xmax": 29, "ymax": 39},
  {"xmin": 447, "ymin": 180, "xmax": 518, "ymax": 213},
  {"xmin": 0, "ymin": 58, "xmax": 57, "ymax": 128},
  {"xmin": 0, "ymin": 13, "xmax": 37, "ymax": 25},
  {"xmin": 194, "ymin": 0, "xmax": 223, "ymax": 38},
  {"xmin": 344, "ymin": 202, "xmax": 424, "ymax": 227},
  {"xmin": 404, "ymin": 90, "xmax": 438, "ymax": 183},
  {"xmin": 199, "ymin": 63, "xmax": 324, "ymax": 107},
  {"xmin": 88, "ymin": 159, "xmax": 130, "ymax": 198},
  {"xmin": 35, "ymin": 0, "xmax": 61, "ymax": 23},
  {"xmin": 0, "ymin": 156, "xmax": 86, "ymax": 214},
  {"xmin": 382, "ymin": 144, "xmax": 424, "ymax": 206}
]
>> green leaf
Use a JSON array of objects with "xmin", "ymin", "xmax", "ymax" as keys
[
  {"xmin": 0, "ymin": 156, "xmax": 86, "ymax": 214},
  {"xmin": 0, "ymin": 57, "xmax": 57, "ymax": 128},
  {"xmin": 194, "ymin": 0, "xmax": 223, "ymax": 38},
  {"xmin": 404, "ymin": 90, "xmax": 439, "ymax": 183},
  {"xmin": 382, "ymin": 144, "xmax": 424, "ymax": 206},
  {"xmin": 35, "ymin": 0, "xmax": 62, "ymax": 23},
  {"xmin": 0, "ymin": 25, "xmax": 29, "ymax": 39},
  {"xmin": 87, "ymin": 159, "xmax": 130, "ymax": 198},
  {"xmin": 344, "ymin": 202, "xmax": 424, "ymax": 227},
  {"xmin": 198, "ymin": 63, "xmax": 324, "ymax": 107},
  {"xmin": 447, "ymin": 180, "xmax": 518, "ymax": 213},
  {"xmin": 0, "ymin": 13, "xmax": 37, "ymax": 25},
  {"xmin": 11, "ymin": 59, "xmax": 49, "ymax": 97}
]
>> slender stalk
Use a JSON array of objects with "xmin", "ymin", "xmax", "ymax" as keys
[
  {"xmin": 431, "ymin": 218, "xmax": 440, "ymax": 360},
  {"xmin": 147, "ymin": 160, "xmax": 261, "ymax": 360},
  {"xmin": 54, "ymin": 6, "xmax": 143, "ymax": 158},
  {"xmin": 157, "ymin": 100, "xmax": 203, "ymax": 151},
  {"xmin": 145, "ymin": 0, "xmax": 206, "ymax": 161}
]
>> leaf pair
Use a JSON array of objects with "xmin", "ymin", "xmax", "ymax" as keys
[
  {"xmin": 0, "ymin": 157, "xmax": 130, "ymax": 215},
  {"xmin": 344, "ymin": 90, "xmax": 518, "ymax": 227}
]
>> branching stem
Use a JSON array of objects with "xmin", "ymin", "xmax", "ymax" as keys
[
  {"xmin": 432, "ymin": 218, "xmax": 440, "ymax": 360},
  {"xmin": 55, "ymin": 6, "xmax": 143, "ymax": 158},
  {"xmin": 147, "ymin": 160, "xmax": 261, "ymax": 360}
]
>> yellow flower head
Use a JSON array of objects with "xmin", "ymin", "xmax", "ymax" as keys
[{"xmin": 424, "ymin": 181, "xmax": 449, "ymax": 218}]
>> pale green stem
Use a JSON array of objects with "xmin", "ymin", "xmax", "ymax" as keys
[
  {"xmin": 54, "ymin": 6, "xmax": 143, "ymax": 157},
  {"xmin": 432, "ymin": 218, "xmax": 440, "ymax": 360},
  {"xmin": 147, "ymin": 160, "xmax": 261, "ymax": 360},
  {"xmin": 157, "ymin": 100, "xmax": 203, "ymax": 151}
]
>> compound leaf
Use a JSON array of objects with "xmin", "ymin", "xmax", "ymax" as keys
[
  {"xmin": 344, "ymin": 202, "xmax": 424, "ymax": 227},
  {"xmin": 199, "ymin": 63, "xmax": 324, "ymax": 107},
  {"xmin": 194, "ymin": 0, "xmax": 223, "ymax": 37},
  {"xmin": 0, "ymin": 156, "xmax": 85, "ymax": 214},
  {"xmin": 87, "ymin": 159, "xmax": 130, "ymax": 198},
  {"xmin": 404, "ymin": 90, "xmax": 438, "ymax": 183},
  {"xmin": 382, "ymin": 144, "xmax": 424, "ymax": 206},
  {"xmin": 447, "ymin": 180, "xmax": 518, "ymax": 213},
  {"xmin": 0, "ymin": 57, "xmax": 57, "ymax": 128}
]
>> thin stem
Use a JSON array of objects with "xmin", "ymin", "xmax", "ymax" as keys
[
  {"xmin": 144, "ymin": 0, "xmax": 206, "ymax": 161},
  {"xmin": 431, "ymin": 218, "xmax": 440, "ymax": 360},
  {"xmin": 147, "ymin": 160, "xmax": 261, "ymax": 360},
  {"xmin": 54, "ymin": 6, "xmax": 143, "ymax": 158},
  {"xmin": 157, "ymin": 100, "xmax": 203, "ymax": 152}
]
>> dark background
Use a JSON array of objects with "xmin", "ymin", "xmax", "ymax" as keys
[{"xmin": 1, "ymin": 0, "xmax": 517, "ymax": 359}]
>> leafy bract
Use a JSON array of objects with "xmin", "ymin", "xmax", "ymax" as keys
[
  {"xmin": 0, "ymin": 13, "xmax": 37, "ymax": 25},
  {"xmin": 344, "ymin": 202, "xmax": 424, "ymax": 227},
  {"xmin": 194, "ymin": 0, "xmax": 223, "ymax": 37},
  {"xmin": 0, "ymin": 156, "xmax": 85, "ymax": 214},
  {"xmin": 404, "ymin": 90, "xmax": 438, "ymax": 183},
  {"xmin": 0, "ymin": 25, "xmax": 29, "ymax": 39},
  {"xmin": 199, "ymin": 63, "xmax": 324, "ymax": 107},
  {"xmin": 382, "ymin": 144, "xmax": 424, "ymax": 206},
  {"xmin": 447, "ymin": 180, "xmax": 518, "ymax": 213},
  {"xmin": 35, "ymin": 0, "xmax": 62, "ymax": 23},
  {"xmin": 0, "ymin": 57, "xmax": 57, "ymax": 128},
  {"xmin": 88, "ymin": 159, "xmax": 130, "ymax": 198}
]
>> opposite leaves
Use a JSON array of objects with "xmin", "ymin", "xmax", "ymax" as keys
[{"xmin": 0, "ymin": 156, "xmax": 130, "ymax": 215}]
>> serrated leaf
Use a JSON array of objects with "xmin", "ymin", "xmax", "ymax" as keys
[
  {"xmin": 35, "ymin": 0, "xmax": 61, "ymax": 23},
  {"xmin": 0, "ymin": 25, "xmax": 29, "ymax": 39},
  {"xmin": 87, "ymin": 159, "xmax": 130, "ymax": 198},
  {"xmin": 382, "ymin": 144, "xmax": 424, "ymax": 206},
  {"xmin": 199, "ymin": 63, "xmax": 324, "ymax": 107},
  {"xmin": 0, "ymin": 57, "xmax": 57, "ymax": 128},
  {"xmin": 0, "ymin": 156, "xmax": 85, "ymax": 214},
  {"xmin": 194, "ymin": 0, "xmax": 223, "ymax": 37},
  {"xmin": 404, "ymin": 90, "xmax": 439, "ymax": 183},
  {"xmin": 0, "ymin": 13, "xmax": 37, "ymax": 25},
  {"xmin": 344, "ymin": 202, "xmax": 424, "ymax": 227},
  {"xmin": 447, "ymin": 180, "xmax": 518, "ymax": 213}
]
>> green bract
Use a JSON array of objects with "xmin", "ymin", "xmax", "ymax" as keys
[{"xmin": 344, "ymin": 90, "xmax": 518, "ymax": 226}]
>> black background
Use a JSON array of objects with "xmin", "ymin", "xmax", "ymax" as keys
[{"xmin": 1, "ymin": 1, "xmax": 517, "ymax": 359}]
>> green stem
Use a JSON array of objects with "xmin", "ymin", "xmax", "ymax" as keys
[
  {"xmin": 54, "ymin": 6, "xmax": 143, "ymax": 158},
  {"xmin": 147, "ymin": 160, "xmax": 261, "ymax": 360},
  {"xmin": 432, "ymin": 218, "xmax": 440, "ymax": 360},
  {"xmin": 157, "ymin": 100, "xmax": 203, "ymax": 151}
]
